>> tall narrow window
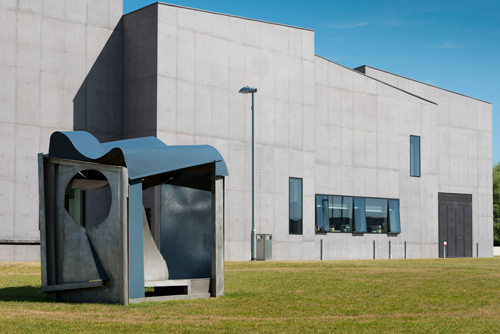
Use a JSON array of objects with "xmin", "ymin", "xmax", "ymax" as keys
[
  {"xmin": 341, "ymin": 197, "xmax": 353, "ymax": 232},
  {"xmin": 410, "ymin": 135, "xmax": 420, "ymax": 177},
  {"xmin": 353, "ymin": 198, "xmax": 367, "ymax": 232},
  {"xmin": 289, "ymin": 178, "xmax": 302, "ymax": 234},
  {"xmin": 388, "ymin": 199, "xmax": 401, "ymax": 233}
]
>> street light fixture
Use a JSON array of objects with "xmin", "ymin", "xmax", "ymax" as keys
[{"xmin": 239, "ymin": 86, "xmax": 257, "ymax": 261}]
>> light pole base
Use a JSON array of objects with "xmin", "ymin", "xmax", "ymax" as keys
[{"xmin": 251, "ymin": 228, "xmax": 256, "ymax": 261}]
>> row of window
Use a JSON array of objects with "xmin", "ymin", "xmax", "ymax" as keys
[
  {"xmin": 315, "ymin": 195, "xmax": 400, "ymax": 234},
  {"xmin": 288, "ymin": 135, "xmax": 419, "ymax": 234},
  {"xmin": 289, "ymin": 179, "xmax": 401, "ymax": 235}
]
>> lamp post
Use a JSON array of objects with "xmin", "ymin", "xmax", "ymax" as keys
[{"xmin": 239, "ymin": 86, "xmax": 257, "ymax": 261}]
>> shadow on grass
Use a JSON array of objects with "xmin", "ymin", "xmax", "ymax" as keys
[
  {"xmin": 223, "ymin": 291, "xmax": 259, "ymax": 298},
  {"xmin": 0, "ymin": 286, "xmax": 51, "ymax": 303}
]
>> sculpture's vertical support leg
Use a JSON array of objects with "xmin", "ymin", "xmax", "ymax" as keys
[
  {"xmin": 42, "ymin": 159, "xmax": 57, "ymax": 299},
  {"xmin": 38, "ymin": 154, "xmax": 47, "ymax": 288},
  {"xmin": 128, "ymin": 179, "xmax": 145, "ymax": 299},
  {"xmin": 211, "ymin": 166, "xmax": 225, "ymax": 297},
  {"xmin": 119, "ymin": 168, "xmax": 129, "ymax": 305}
]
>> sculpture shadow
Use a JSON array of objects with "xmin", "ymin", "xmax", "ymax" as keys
[
  {"xmin": 0, "ymin": 286, "xmax": 51, "ymax": 303},
  {"xmin": 71, "ymin": 18, "xmax": 160, "ymax": 241}
]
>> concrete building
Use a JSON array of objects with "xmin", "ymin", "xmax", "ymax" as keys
[
  {"xmin": 0, "ymin": 1, "xmax": 493, "ymax": 261},
  {"xmin": 0, "ymin": 0, "xmax": 123, "ymax": 261}
]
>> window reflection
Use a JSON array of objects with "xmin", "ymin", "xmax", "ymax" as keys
[
  {"xmin": 289, "ymin": 178, "xmax": 303, "ymax": 234},
  {"xmin": 353, "ymin": 198, "xmax": 367, "ymax": 232},
  {"xmin": 316, "ymin": 196, "xmax": 353, "ymax": 232},
  {"xmin": 365, "ymin": 198, "xmax": 387, "ymax": 233},
  {"xmin": 410, "ymin": 135, "xmax": 420, "ymax": 177},
  {"xmin": 316, "ymin": 195, "xmax": 399, "ymax": 234},
  {"xmin": 388, "ymin": 199, "xmax": 401, "ymax": 233},
  {"xmin": 341, "ymin": 197, "xmax": 353, "ymax": 232}
]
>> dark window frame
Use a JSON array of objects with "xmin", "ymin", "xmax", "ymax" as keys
[
  {"xmin": 315, "ymin": 194, "xmax": 401, "ymax": 235},
  {"xmin": 410, "ymin": 135, "xmax": 421, "ymax": 177},
  {"xmin": 289, "ymin": 177, "xmax": 303, "ymax": 235}
]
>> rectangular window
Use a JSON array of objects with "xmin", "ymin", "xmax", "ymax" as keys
[
  {"xmin": 316, "ymin": 195, "xmax": 353, "ymax": 232},
  {"xmin": 316, "ymin": 195, "xmax": 400, "ymax": 234},
  {"xmin": 316, "ymin": 196, "xmax": 324, "ymax": 231},
  {"xmin": 410, "ymin": 135, "xmax": 420, "ymax": 177},
  {"xmin": 365, "ymin": 198, "xmax": 388, "ymax": 233},
  {"xmin": 353, "ymin": 198, "xmax": 367, "ymax": 232},
  {"xmin": 341, "ymin": 197, "xmax": 353, "ymax": 232},
  {"xmin": 388, "ymin": 199, "xmax": 401, "ymax": 233},
  {"xmin": 327, "ymin": 196, "xmax": 342, "ymax": 232},
  {"xmin": 289, "ymin": 178, "xmax": 302, "ymax": 234}
]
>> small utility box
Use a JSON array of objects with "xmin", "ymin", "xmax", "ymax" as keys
[{"xmin": 256, "ymin": 234, "xmax": 272, "ymax": 261}]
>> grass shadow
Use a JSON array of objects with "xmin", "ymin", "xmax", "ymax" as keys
[{"xmin": 0, "ymin": 286, "xmax": 51, "ymax": 303}]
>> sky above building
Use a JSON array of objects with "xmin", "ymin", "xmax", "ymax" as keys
[{"xmin": 124, "ymin": 0, "xmax": 500, "ymax": 163}]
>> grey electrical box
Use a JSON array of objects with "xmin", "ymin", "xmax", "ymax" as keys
[{"xmin": 256, "ymin": 234, "xmax": 272, "ymax": 261}]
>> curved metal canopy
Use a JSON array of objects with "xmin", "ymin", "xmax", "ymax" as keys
[{"xmin": 48, "ymin": 131, "xmax": 228, "ymax": 180}]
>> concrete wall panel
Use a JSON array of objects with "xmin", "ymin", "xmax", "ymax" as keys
[
  {"xmin": 14, "ymin": 181, "xmax": 38, "ymax": 239},
  {"xmin": 0, "ymin": 0, "xmax": 16, "ymax": 10},
  {"xmin": 1, "ymin": 0, "xmax": 123, "ymax": 261},
  {"xmin": 0, "ymin": 65, "xmax": 16, "ymax": 123},
  {"xmin": 15, "ymin": 68, "xmax": 40, "ymax": 126},
  {"xmin": 0, "ymin": 8, "xmax": 17, "ymax": 66},
  {"xmin": 16, "ymin": 11, "xmax": 40, "ymax": 71},
  {"xmin": 65, "ymin": 0, "xmax": 87, "ymax": 24},
  {"xmin": 17, "ymin": 0, "xmax": 41, "ymax": 15},
  {"xmin": 0, "ymin": 180, "xmax": 15, "ymax": 238}
]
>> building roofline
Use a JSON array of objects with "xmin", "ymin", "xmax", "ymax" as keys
[
  {"xmin": 355, "ymin": 65, "xmax": 491, "ymax": 105},
  {"xmin": 315, "ymin": 55, "xmax": 437, "ymax": 105},
  {"xmin": 124, "ymin": 2, "xmax": 314, "ymax": 32}
]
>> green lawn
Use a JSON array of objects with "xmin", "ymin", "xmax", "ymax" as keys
[{"xmin": 1, "ymin": 258, "xmax": 500, "ymax": 333}]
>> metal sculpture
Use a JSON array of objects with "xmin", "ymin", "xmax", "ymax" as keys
[{"xmin": 38, "ymin": 131, "xmax": 227, "ymax": 304}]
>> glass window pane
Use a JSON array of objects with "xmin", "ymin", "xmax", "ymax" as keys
[
  {"xmin": 316, "ymin": 195, "xmax": 328, "ymax": 232},
  {"xmin": 365, "ymin": 198, "xmax": 388, "ymax": 233},
  {"xmin": 388, "ymin": 200, "xmax": 401, "ymax": 233},
  {"xmin": 410, "ymin": 136, "xmax": 420, "ymax": 177},
  {"xmin": 289, "ymin": 178, "xmax": 302, "ymax": 234},
  {"xmin": 328, "ymin": 196, "xmax": 342, "ymax": 232},
  {"xmin": 353, "ymin": 198, "xmax": 367, "ymax": 232},
  {"xmin": 341, "ymin": 197, "xmax": 353, "ymax": 232}
]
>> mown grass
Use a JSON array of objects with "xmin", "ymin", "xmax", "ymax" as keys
[{"xmin": 1, "ymin": 258, "xmax": 500, "ymax": 333}]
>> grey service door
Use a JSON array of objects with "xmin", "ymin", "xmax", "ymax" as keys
[{"xmin": 438, "ymin": 193, "xmax": 472, "ymax": 258}]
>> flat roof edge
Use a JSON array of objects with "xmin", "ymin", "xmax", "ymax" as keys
[
  {"xmin": 358, "ymin": 65, "xmax": 492, "ymax": 105},
  {"xmin": 315, "ymin": 55, "xmax": 437, "ymax": 105},
  {"xmin": 124, "ymin": 2, "xmax": 314, "ymax": 32}
]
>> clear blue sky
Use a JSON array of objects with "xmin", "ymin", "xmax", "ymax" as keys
[{"xmin": 124, "ymin": 0, "xmax": 500, "ymax": 163}]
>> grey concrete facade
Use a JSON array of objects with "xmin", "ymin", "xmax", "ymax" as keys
[
  {"xmin": 0, "ymin": 1, "xmax": 493, "ymax": 261},
  {"xmin": 121, "ymin": 3, "xmax": 493, "ymax": 261},
  {"xmin": 355, "ymin": 65, "xmax": 493, "ymax": 258},
  {"xmin": 0, "ymin": 0, "xmax": 123, "ymax": 261}
]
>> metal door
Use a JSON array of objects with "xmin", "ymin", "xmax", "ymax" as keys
[{"xmin": 438, "ymin": 193, "xmax": 472, "ymax": 258}]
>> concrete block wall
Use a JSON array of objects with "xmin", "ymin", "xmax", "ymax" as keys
[
  {"xmin": 356, "ymin": 66, "xmax": 493, "ymax": 257},
  {"xmin": 122, "ymin": 3, "xmax": 492, "ymax": 261},
  {"xmin": 122, "ymin": 3, "xmax": 317, "ymax": 260},
  {"xmin": 0, "ymin": 0, "xmax": 123, "ymax": 261},
  {"xmin": 314, "ymin": 58, "xmax": 440, "ymax": 260}
]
